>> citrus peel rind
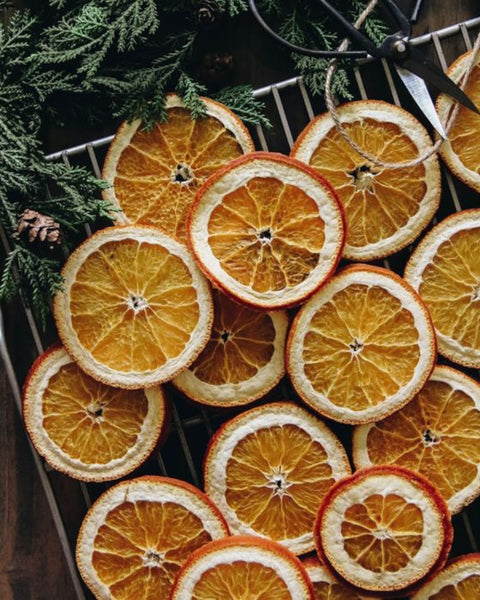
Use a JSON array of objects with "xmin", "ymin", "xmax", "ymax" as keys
[
  {"xmin": 54, "ymin": 225, "xmax": 213, "ymax": 389},
  {"xmin": 173, "ymin": 290, "xmax": 288, "ymax": 406},
  {"xmin": 291, "ymin": 100, "xmax": 441, "ymax": 261},
  {"xmin": 314, "ymin": 466, "xmax": 453, "ymax": 595},
  {"xmin": 412, "ymin": 553, "xmax": 480, "ymax": 599},
  {"xmin": 303, "ymin": 557, "xmax": 375, "ymax": 599},
  {"xmin": 76, "ymin": 476, "xmax": 229, "ymax": 600},
  {"xmin": 23, "ymin": 345, "xmax": 167, "ymax": 482},
  {"xmin": 436, "ymin": 51, "xmax": 480, "ymax": 193},
  {"xmin": 203, "ymin": 402, "xmax": 351, "ymax": 555},
  {"xmin": 188, "ymin": 151, "xmax": 345, "ymax": 310},
  {"xmin": 102, "ymin": 94, "xmax": 255, "ymax": 242},
  {"xmin": 287, "ymin": 264, "xmax": 436, "ymax": 424},
  {"xmin": 405, "ymin": 209, "xmax": 480, "ymax": 368},
  {"xmin": 171, "ymin": 536, "xmax": 315, "ymax": 600},
  {"xmin": 353, "ymin": 365, "xmax": 480, "ymax": 514}
]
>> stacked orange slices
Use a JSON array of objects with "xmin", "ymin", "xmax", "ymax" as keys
[
  {"xmin": 171, "ymin": 536, "xmax": 314, "ymax": 600},
  {"xmin": 76, "ymin": 477, "xmax": 229, "ymax": 599},
  {"xmin": 314, "ymin": 466, "xmax": 453, "ymax": 596},
  {"xmin": 353, "ymin": 366, "xmax": 480, "ymax": 514},
  {"xmin": 103, "ymin": 95, "xmax": 254, "ymax": 243},
  {"xmin": 23, "ymin": 345, "xmax": 167, "ymax": 482},
  {"xmin": 412, "ymin": 554, "xmax": 480, "ymax": 599},
  {"xmin": 291, "ymin": 100, "xmax": 441, "ymax": 261},
  {"xmin": 173, "ymin": 290, "xmax": 288, "ymax": 407},
  {"xmin": 436, "ymin": 50, "xmax": 480, "ymax": 193},
  {"xmin": 204, "ymin": 402, "xmax": 351, "ymax": 555}
]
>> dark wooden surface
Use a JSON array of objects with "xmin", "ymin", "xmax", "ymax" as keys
[{"xmin": 1, "ymin": 2, "xmax": 479, "ymax": 599}]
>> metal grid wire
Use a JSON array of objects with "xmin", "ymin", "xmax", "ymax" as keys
[{"xmin": 1, "ymin": 16, "xmax": 480, "ymax": 599}]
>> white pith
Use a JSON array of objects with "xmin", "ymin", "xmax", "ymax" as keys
[
  {"xmin": 172, "ymin": 310, "xmax": 288, "ymax": 405},
  {"xmin": 354, "ymin": 365, "xmax": 480, "ymax": 514},
  {"xmin": 54, "ymin": 226, "xmax": 213, "ymax": 388},
  {"xmin": 23, "ymin": 347, "xmax": 165, "ymax": 481},
  {"xmin": 405, "ymin": 210, "xmax": 480, "ymax": 367},
  {"xmin": 190, "ymin": 157, "xmax": 344, "ymax": 308},
  {"xmin": 76, "ymin": 478, "xmax": 228, "ymax": 600},
  {"xmin": 205, "ymin": 403, "xmax": 351, "ymax": 555},
  {"xmin": 436, "ymin": 51, "xmax": 480, "ymax": 193},
  {"xmin": 172, "ymin": 544, "xmax": 310, "ymax": 599},
  {"xmin": 320, "ymin": 473, "xmax": 445, "ymax": 592},
  {"xmin": 412, "ymin": 556, "xmax": 480, "ymax": 599},
  {"xmin": 288, "ymin": 268, "xmax": 435, "ymax": 423},
  {"xmin": 304, "ymin": 562, "xmax": 373, "ymax": 599},
  {"xmin": 102, "ymin": 94, "xmax": 255, "ymax": 223},
  {"xmin": 292, "ymin": 101, "xmax": 441, "ymax": 260}
]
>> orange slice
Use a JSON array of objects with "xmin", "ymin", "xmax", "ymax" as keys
[
  {"xmin": 76, "ymin": 476, "xmax": 229, "ymax": 599},
  {"xmin": 412, "ymin": 554, "xmax": 480, "ymax": 599},
  {"xmin": 287, "ymin": 264, "xmax": 436, "ymax": 424},
  {"xmin": 436, "ymin": 50, "xmax": 480, "ymax": 192},
  {"xmin": 291, "ymin": 100, "xmax": 441, "ymax": 261},
  {"xmin": 23, "ymin": 344, "xmax": 167, "ymax": 482},
  {"xmin": 203, "ymin": 402, "xmax": 351, "ymax": 555},
  {"xmin": 405, "ymin": 209, "xmax": 480, "ymax": 368},
  {"xmin": 303, "ymin": 557, "xmax": 375, "ymax": 599},
  {"xmin": 171, "ymin": 536, "xmax": 314, "ymax": 599},
  {"xmin": 314, "ymin": 466, "xmax": 453, "ymax": 595},
  {"xmin": 353, "ymin": 365, "xmax": 480, "ymax": 514},
  {"xmin": 53, "ymin": 226, "xmax": 213, "ymax": 389},
  {"xmin": 102, "ymin": 94, "xmax": 254, "ymax": 243},
  {"xmin": 172, "ymin": 290, "xmax": 288, "ymax": 407},
  {"xmin": 188, "ymin": 152, "xmax": 345, "ymax": 310}
]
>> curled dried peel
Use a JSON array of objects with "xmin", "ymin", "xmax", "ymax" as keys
[
  {"xmin": 173, "ymin": 290, "xmax": 288, "ymax": 407},
  {"xmin": 188, "ymin": 152, "xmax": 345, "ymax": 310},
  {"xmin": 287, "ymin": 264, "xmax": 436, "ymax": 424},
  {"xmin": 203, "ymin": 402, "xmax": 351, "ymax": 555},
  {"xmin": 76, "ymin": 476, "xmax": 229, "ymax": 600},
  {"xmin": 315, "ymin": 466, "xmax": 453, "ymax": 594},
  {"xmin": 353, "ymin": 365, "xmax": 480, "ymax": 514},
  {"xmin": 291, "ymin": 100, "xmax": 441, "ymax": 261},
  {"xmin": 171, "ymin": 536, "xmax": 314, "ymax": 600},
  {"xmin": 23, "ymin": 345, "xmax": 166, "ymax": 482},
  {"xmin": 103, "ymin": 95, "xmax": 254, "ymax": 243}
]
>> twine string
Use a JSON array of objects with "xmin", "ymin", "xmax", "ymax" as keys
[{"xmin": 324, "ymin": 0, "xmax": 480, "ymax": 169}]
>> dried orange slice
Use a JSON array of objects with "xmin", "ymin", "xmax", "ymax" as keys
[
  {"xmin": 436, "ymin": 50, "xmax": 480, "ymax": 192},
  {"xmin": 203, "ymin": 402, "xmax": 351, "ymax": 555},
  {"xmin": 405, "ymin": 210, "xmax": 480, "ymax": 368},
  {"xmin": 353, "ymin": 365, "xmax": 480, "ymax": 514},
  {"xmin": 412, "ymin": 554, "xmax": 480, "ymax": 599},
  {"xmin": 188, "ymin": 152, "xmax": 345, "ymax": 310},
  {"xmin": 103, "ymin": 95, "xmax": 254, "ymax": 243},
  {"xmin": 23, "ymin": 345, "xmax": 167, "ymax": 482},
  {"xmin": 171, "ymin": 536, "xmax": 314, "ymax": 599},
  {"xmin": 291, "ymin": 100, "xmax": 441, "ymax": 261},
  {"xmin": 172, "ymin": 290, "xmax": 288, "ymax": 407},
  {"xmin": 314, "ymin": 466, "xmax": 453, "ymax": 595},
  {"xmin": 76, "ymin": 476, "xmax": 229, "ymax": 599},
  {"xmin": 303, "ymin": 557, "xmax": 374, "ymax": 599},
  {"xmin": 54, "ymin": 226, "xmax": 213, "ymax": 389},
  {"xmin": 287, "ymin": 264, "xmax": 436, "ymax": 424}
]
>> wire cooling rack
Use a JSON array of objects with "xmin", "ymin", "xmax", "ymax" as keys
[{"xmin": 2, "ymin": 15, "xmax": 480, "ymax": 600}]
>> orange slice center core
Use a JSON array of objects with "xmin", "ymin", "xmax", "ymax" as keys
[
  {"xmin": 172, "ymin": 163, "xmax": 195, "ymax": 184},
  {"xmin": 349, "ymin": 164, "xmax": 380, "ymax": 192}
]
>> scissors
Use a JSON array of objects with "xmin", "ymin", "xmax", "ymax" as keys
[{"xmin": 248, "ymin": 0, "xmax": 479, "ymax": 138}]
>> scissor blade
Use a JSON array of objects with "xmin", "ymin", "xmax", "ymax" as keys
[
  {"xmin": 395, "ymin": 65, "xmax": 447, "ymax": 138},
  {"xmin": 402, "ymin": 45, "xmax": 480, "ymax": 114}
]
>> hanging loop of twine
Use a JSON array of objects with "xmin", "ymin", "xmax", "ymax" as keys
[{"xmin": 324, "ymin": 0, "xmax": 480, "ymax": 170}]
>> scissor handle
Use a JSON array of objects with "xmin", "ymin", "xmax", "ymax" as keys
[
  {"xmin": 381, "ymin": 0, "xmax": 411, "ymax": 37},
  {"xmin": 247, "ymin": 0, "xmax": 367, "ymax": 59}
]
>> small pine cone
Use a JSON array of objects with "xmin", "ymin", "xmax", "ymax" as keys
[
  {"xmin": 15, "ymin": 209, "xmax": 62, "ymax": 250},
  {"xmin": 196, "ymin": 51, "xmax": 234, "ymax": 88},
  {"xmin": 194, "ymin": 0, "xmax": 221, "ymax": 27}
]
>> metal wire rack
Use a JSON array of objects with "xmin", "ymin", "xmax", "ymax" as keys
[{"xmin": 2, "ymin": 16, "xmax": 480, "ymax": 600}]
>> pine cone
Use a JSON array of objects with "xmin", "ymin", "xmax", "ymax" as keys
[
  {"xmin": 15, "ymin": 209, "xmax": 62, "ymax": 250},
  {"xmin": 194, "ymin": 0, "xmax": 221, "ymax": 28},
  {"xmin": 196, "ymin": 51, "xmax": 234, "ymax": 88}
]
